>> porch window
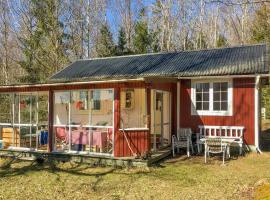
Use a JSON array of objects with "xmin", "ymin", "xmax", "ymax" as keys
[
  {"xmin": 0, "ymin": 92, "xmax": 49, "ymax": 150},
  {"xmin": 53, "ymin": 89, "xmax": 114, "ymax": 155},
  {"xmin": 191, "ymin": 79, "xmax": 232, "ymax": 116},
  {"xmin": 120, "ymin": 88, "xmax": 147, "ymax": 129},
  {"xmin": 0, "ymin": 94, "xmax": 12, "ymax": 124},
  {"xmin": 91, "ymin": 90, "xmax": 101, "ymax": 111}
]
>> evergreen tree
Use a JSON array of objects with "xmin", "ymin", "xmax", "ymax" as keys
[
  {"xmin": 251, "ymin": 5, "xmax": 270, "ymax": 44},
  {"xmin": 117, "ymin": 27, "xmax": 127, "ymax": 54},
  {"xmin": 117, "ymin": 27, "xmax": 133, "ymax": 56},
  {"xmin": 96, "ymin": 24, "xmax": 116, "ymax": 57},
  {"xmin": 19, "ymin": 0, "xmax": 69, "ymax": 83},
  {"xmin": 133, "ymin": 8, "xmax": 151, "ymax": 54}
]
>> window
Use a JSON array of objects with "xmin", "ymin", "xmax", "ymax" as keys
[
  {"xmin": 213, "ymin": 82, "xmax": 228, "ymax": 111},
  {"xmin": 191, "ymin": 80, "xmax": 232, "ymax": 116},
  {"xmin": 91, "ymin": 90, "xmax": 101, "ymax": 110},
  {"xmin": 120, "ymin": 88, "xmax": 147, "ymax": 129},
  {"xmin": 195, "ymin": 83, "xmax": 209, "ymax": 111},
  {"xmin": 53, "ymin": 89, "xmax": 114, "ymax": 154}
]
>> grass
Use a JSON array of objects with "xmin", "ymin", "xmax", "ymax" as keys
[{"xmin": 0, "ymin": 153, "xmax": 270, "ymax": 200}]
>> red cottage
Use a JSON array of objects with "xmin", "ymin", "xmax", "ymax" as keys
[{"xmin": 0, "ymin": 44, "xmax": 268, "ymax": 159}]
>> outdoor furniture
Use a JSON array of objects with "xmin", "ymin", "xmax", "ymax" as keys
[
  {"xmin": 172, "ymin": 128, "xmax": 194, "ymax": 157},
  {"xmin": 196, "ymin": 125, "xmax": 245, "ymax": 155},
  {"xmin": 204, "ymin": 137, "xmax": 228, "ymax": 165},
  {"xmin": 90, "ymin": 131, "xmax": 107, "ymax": 153},
  {"xmin": 55, "ymin": 127, "xmax": 69, "ymax": 150}
]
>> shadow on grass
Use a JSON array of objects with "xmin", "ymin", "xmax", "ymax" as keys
[
  {"xmin": 260, "ymin": 129, "xmax": 270, "ymax": 152},
  {"xmin": 0, "ymin": 157, "xmax": 116, "ymax": 179}
]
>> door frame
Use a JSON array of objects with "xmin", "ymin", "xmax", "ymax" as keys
[{"xmin": 151, "ymin": 89, "xmax": 171, "ymax": 151}]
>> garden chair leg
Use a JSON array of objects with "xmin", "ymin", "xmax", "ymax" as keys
[
  {"xmin": 239, "ymin": 143, "xmax": 242, "ymax": 155},
  {"xmin": 222, "ymin": 150, "xmax": 225, "ymax": 165},
  {"xmin": 204, "ymin": 147, "xmax": 207, "ymax": 163},
  {"xmin": 172, "ymin": 143, "xmax": 175, "ymax": 157},
  {"xmin": 187, "ymin": 144, "xmax": 190, "ymax": 157}
]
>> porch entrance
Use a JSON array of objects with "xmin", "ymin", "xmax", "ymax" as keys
[{"xmin": 151, "ymin": 90, "xmax": 171, "ymax": 151}]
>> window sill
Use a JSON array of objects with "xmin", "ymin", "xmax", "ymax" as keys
[{"xmin": 191, "ymin": 110, "xmax": 233, "ymax": 116}]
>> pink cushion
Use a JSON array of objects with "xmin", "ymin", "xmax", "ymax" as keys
[{"xmin": 71, "ymin": 130, "xmax": 89, "ymax": 145}]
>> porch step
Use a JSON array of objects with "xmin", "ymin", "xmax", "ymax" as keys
[{"xmin": 148, "ymin": 147, "xmax": 172, "ymax": 165}]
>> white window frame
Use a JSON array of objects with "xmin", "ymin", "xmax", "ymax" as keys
[{"xmin": 191, "ymin": 79, "xmax": 233, "ymax": 116}]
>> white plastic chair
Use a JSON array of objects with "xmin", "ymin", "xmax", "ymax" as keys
[
  {"xmin": 204, "ymin": 137, "xmax": 228, "ymax": 165},
  {"xmin": 172, "ymin": 128, "xmax": 194, "ymax": 157}
]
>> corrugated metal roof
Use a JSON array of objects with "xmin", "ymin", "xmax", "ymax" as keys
[{"xmin": 50, "ymin": 44, "xmax": 269, "ymax": 82}]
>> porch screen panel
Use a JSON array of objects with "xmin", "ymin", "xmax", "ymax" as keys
[
  {"xmin": 54, "ymin": 92, "xmax": 70, "ymax": 125},
  {"xmin": 70, "ymin": 91, "xmax": 89, "ymax": 126},
  {"xmin": 0, "ymin": 94, "xmax": 12, "ymax": 124},
  {"xmin": 0, "ymin": 94, "xmax": 13, "ymax": 149},
  {"xmin": 37, "ymin": 93, "xmax": 49, "ymax": 151},
  {"xmin": 19, "ymin": 94, "xmax": 37, "ymax": 148},
  {"xmin": 54, "ymin": 92, "xmax": 70, "ymax": 152},
  {"xmin": 120, "ymin": 88, "xmax": 146, "ymax": 129},
  {"xmin": 89, "ymin": 89, "xmax": 113, "ymax": 126}
]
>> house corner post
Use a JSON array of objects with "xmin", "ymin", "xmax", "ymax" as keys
[
  {"xmin": 177, "ymin": 80, "xmax": 181, "ymax": 133},
  {"xmin": 114, "ymin": 87, "xmax": 120, "ymax": 157},
  {"xmin": 48, "ymin": 90, "xmax": 54, "ymax": 153},
  {"xmin": 146, "ymin": 86, "xmax": 151, "ymax": 152},
  {"xmin": 255, "ymin": 76, "xmax": 261, "ymax": 150}
]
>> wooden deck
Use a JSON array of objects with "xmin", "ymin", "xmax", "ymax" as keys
[{"xmin": 0, "ymin": 148, "xmax": 171, "ymax": 167}]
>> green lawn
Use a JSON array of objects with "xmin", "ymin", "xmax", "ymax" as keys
[{"xmin": 0, "ymin": 153, "xmax": 270, "ymax": 200}]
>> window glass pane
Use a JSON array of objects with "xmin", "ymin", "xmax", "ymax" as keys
[
  {"xmin": 0, "ymin": 94, "xmax": 12, "ymax": 124},
  {"xmin": 213, "ymin": 102, "xmax": 220, "ymax": 111},
  {"xmin": 213, "ymin": 82, "xmax": 220, "ymax": 91},
  {"xmin": 196, "ymin": 93, "xmax": 202, "ymax": 101},
  {"xmin": 70, "ymin": 91, "xmax": 89, "ymax": 126},
  {"xmin": 20, "ymin": 94, "xmax": 36, "ymax": 124},
  {"xmin": 196, "ymin": 102, "xmax": 202, "ymax": 110},
  {"xmin": 38, "ymin": 93, "xmax": 49, "ymax": 124},
  {"xmin": 220, "ymin": 82, "xmax": 228, "ymax": 91},
  {"xmin": 54, "ymin": 92, "xmax": 70, "ymax": 125},
  {"xmin": 203, "ymin": 92, "xmax": 209, "ymax": 101},
  {"xmin": 90, "ymin": 89, "xmax": 113, "ymax": 126},
  {"xmin": 121, "ymin": 88, "xmax": 146, "ymax": 128},
  {"xmin": 221, "ymin": 102, "xmax": 228, "ymax": 110},
  {"xmin": 221, "ymin": 92, "xmax": 227, "ymax": 101},
  {"xmin": 213, "ymin": 92, "xmax": 220, "ymax": 101},
  {"xmin": 203, "ymin": 102, "xmax": 209, "ymax": 110},
  {"xmin": 92, "ymin": 90, "xmax": 101, "ymax": 110},
  {"xmin": 196, "ymin": 84, "xmax": 202, "ymax": 92},
  {"xmin": 203, "ymin": 83, "xmax": 210, "ymax": 91}
]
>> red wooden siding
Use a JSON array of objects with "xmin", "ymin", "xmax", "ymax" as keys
[
  {"xmin": 180, "ymin": 78, "xmax": 255, "ymax": 145},
  {"xmin": 114, "ymin": 81, "xmax": 177, "ymax": 157},
  {"xmin": 114, "ymin": 130, "xmax": 149, "ymax": 157}
]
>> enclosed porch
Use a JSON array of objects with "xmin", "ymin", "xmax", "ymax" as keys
[{"xmin": 0, "ymin": 80, "xmax": 176, "ymax": 159}]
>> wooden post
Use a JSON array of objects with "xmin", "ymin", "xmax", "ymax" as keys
[
  {"xmin": 113, "ymin": 87, "xmax": 120, "ymax": 157},
  {"xmin": 146, "ymin": 86, "xmax": 151, "ymax": 152},
  {"xmin": 48, "ymin": 90, "xmax": 54, "ymax": 152}
]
